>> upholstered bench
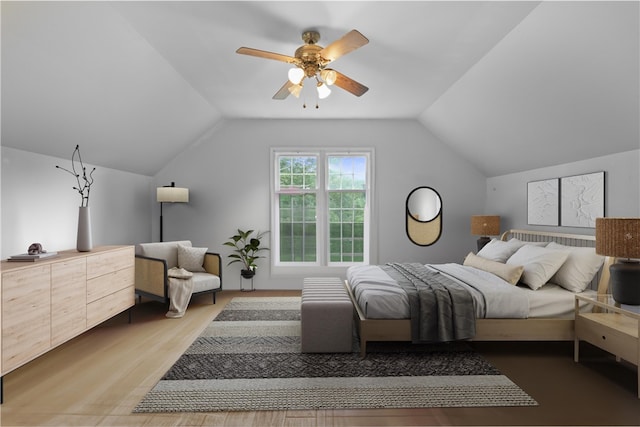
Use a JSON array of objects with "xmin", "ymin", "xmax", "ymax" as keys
[{"xmin": 301, "ymin": 277, "xmax": 353, "ymax": 353}]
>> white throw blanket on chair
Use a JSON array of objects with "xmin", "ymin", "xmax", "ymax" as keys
[{"xmin": 166, "ymin": 267, "xmax": 194, "ymax": 318}]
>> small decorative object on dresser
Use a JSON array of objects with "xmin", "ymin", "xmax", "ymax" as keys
[
  {"xmin": 56, "ymin": 145, "xmax": 96, "ymax": 252},
  {"xmin": 8, "ymin": 243, "xmax": 58, "ymax": 262}
]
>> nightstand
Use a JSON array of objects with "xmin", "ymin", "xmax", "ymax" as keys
[{"xmin": 574, "ymin": 294, "xmax": 640, "ymax": 398}]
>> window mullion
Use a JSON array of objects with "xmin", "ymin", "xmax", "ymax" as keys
[{"xmin": 317, "ymin": 152, "xmax": 327, "ymax": 266}]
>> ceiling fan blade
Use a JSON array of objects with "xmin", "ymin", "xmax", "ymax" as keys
[
  {"xmin": 236, "ymin": 47, "xmax": 297, "ymax": 64},
  {"xmin": 333, "ymin": 71, "xmax": 368, "ymax": 97},
  {"xmin": 273, "ymin": 81, "xmax": 294, "ymax": 100},
  {"xmin": 320, "ymin": 30, "xmax": 369, "ymax": 63}
]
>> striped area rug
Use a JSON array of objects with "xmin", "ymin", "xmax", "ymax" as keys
[{"xmin": 134, "ymin": 297, "xmax": 537, "ymax": 412}]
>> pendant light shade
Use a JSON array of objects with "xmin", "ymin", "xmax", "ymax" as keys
[
  {"xmin": 288, "ymin": 84, "xmax": 303, "ymax": 98},
  {"xmin": 317, "ymin": 82, "xmax": 331, "ymax": 99},
  {"xmin": 288, "ymin": 67, "xmax": 304, "ymax": 85},
  {"xmin": 321, "ymin": 68, "xmax": 337, "ymax": 86}
]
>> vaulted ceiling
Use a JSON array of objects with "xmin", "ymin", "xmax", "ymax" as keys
[{"xmin": 2, "ymin": 1, "xmax": 638, "ymax": 177}]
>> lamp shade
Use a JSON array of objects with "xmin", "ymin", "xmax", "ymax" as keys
[
  {"xmin": 471, "ymin": 215, "xmax": 501, "ymax": 236},
  {"xmin": 288, "ymin": 67, "xmax": 304, "ymax": 85},
  {"xmin": 317, "ymin": 82, "xmax": 331, "ymax": 99},
  {"xmin": 157, "ymin": 186, "xmax": 189, "ymax": 203},
  {"xmin": 320, "ymin": 68, "xmax": 337, "ymax": 86},
  {"xmin": 595, "ymin": 217, "xmax": 640, "ymax": 259}
]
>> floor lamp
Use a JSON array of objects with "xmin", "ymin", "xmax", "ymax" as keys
[{"xmin": 157, "ymin": 182, "xmax": 189, "ymax": 242}]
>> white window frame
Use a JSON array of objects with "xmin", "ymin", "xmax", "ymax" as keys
[{"xmin": 270, "ymin": 147, "xmax": 374, "ymax": 276}]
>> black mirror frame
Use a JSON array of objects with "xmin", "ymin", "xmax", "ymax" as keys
[{"xmin": 406, "ymin": 186, "xmax": 443, "ymax": 246}]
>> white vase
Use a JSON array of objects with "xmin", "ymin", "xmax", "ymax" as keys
[{"xmin": 77, "ymin": 206, "xmax": 93, "ymax": 252}]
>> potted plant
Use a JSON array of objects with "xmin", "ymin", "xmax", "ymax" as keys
[{"xmin": 223, "ymin": 229, "xmax": 269, "ymax": 278}]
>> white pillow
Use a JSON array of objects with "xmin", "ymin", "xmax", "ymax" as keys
[
  {"xmin": 546, "ymin": 242, "xmax": 605, "ymax": 292},
  {"xmin": 463, "ymin": 252, "xmax": 524, "ymax": 285},
  {"xmin": 177, "ymin": 244, "xmax": 207, "ymax": 272},
  {"xmin": 506, "ymin": 245, "xmax": 569, "ymax": 290},
  {"xmin": 477, "ymin": 238, "xmax": 525, "ymax": 263}
]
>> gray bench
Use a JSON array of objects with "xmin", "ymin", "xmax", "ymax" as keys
[{"xmin": 301, "ymin": 277, "xmax": 353, "ymax": 353}]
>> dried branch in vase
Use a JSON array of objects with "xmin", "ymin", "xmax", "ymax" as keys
[{"xmin": 56, "ymin": 144, "xmax": 96, "ymax": 207}]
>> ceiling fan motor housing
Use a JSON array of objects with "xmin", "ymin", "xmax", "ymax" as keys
[{"xmin": 295, "ymin": 44, "xmax": 325, "ymax": 78}]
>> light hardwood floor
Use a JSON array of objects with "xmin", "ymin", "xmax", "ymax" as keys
[{"xmin": 1, "ymin": 290, "xmax": 638, "ymax": 426}]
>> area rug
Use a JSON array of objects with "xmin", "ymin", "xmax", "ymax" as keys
[{"xmin": 134, "ymin": 296, "xmax": 537, "ymax": 412}]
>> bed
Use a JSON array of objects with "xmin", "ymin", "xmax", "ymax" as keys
[{"xmin": 346, "ymin": 229, "xmax": 613, "ymax": 357}]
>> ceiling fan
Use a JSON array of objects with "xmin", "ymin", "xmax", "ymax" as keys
[{"xmin": 236, "ymin": 29, "xmax": 369, "ymax": 101}]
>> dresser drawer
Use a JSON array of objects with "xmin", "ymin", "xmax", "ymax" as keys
[
  {"xmin": 2, "ymin": 265, "xmax": 52, "ymax": 373},
  {"xmin": 87, "ymin": 266, "xmax": 134, "ymax": 303},
  {"xmin": 86, "ymin": 247, "xmax": 134, "ymax": 280},
  {"xmin": 86, "ymin": 286, "xmax": 135, "ymax": 328},
  {"xmin": 576, "ymin": 315, "xmax": 637, "ymax": 362},
  {"xmin": 51, "ymin": 258, "xmax": 87, "ymax": 346}
]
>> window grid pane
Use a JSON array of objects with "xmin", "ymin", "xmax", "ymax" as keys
[
  {"xmin": 328, "ymin": 156, "xmax": 367, "ymax": 190},
  {"xmin": 279, "ymin": 193, "xmax": 317, "ymax": 262},
  {"xmin": 279, "ymin": 156, "xmax": 317, "ymax": 190},
  {"xmin": 328, "ymin": 191, "xmax": 366, "ymax": 263}
]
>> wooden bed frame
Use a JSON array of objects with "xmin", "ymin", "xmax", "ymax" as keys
[{"xmin": 346, "ymin": 229, "xmax": 614, "ymax": 357}]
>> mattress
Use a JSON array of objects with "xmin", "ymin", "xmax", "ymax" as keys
[{"xmin": 346, "ymin": 263, "xmax": 595, "ymax": 319}]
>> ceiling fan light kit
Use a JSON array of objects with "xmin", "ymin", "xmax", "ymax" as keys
[
  {"xmin": 236, "ymin": 29, "xmax": 369, "ymax": 106},
  {"xmin": 288, "ymin": 68, "xmax": 304, "ymax": 85}
]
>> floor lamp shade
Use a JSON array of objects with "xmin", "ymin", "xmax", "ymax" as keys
[
  {"xmin": 471, "ymin": 215, "xmax": 501, "ymax": 251},
  {"xmin": 157, "ymin": 182, "xmax": 189, "ymax": 242},
  {"xmin": 595, "ymin": 217, "xmax": 640, "ymax": 304},
  {"xmin": 157, "ymin": 186, "xmax": 189, "ymax": 203}
]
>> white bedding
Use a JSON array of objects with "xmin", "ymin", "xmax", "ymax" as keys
[{"xmin": 346, "ymin": 263, "xmax": 595, "ymax": 319}]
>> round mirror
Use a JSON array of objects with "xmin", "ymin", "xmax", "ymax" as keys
[
  {"xmin": 407, "ymin": 187, "xmax": 441, "ymax": 221},
  {"xmin": 406, "ymin": 187, "xmax": 442, "ymax": 246}
]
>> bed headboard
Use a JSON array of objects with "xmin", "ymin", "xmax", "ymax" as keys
[{"xmin": 500, "ymin": 229, "xmax": 612, "ymax": 294}]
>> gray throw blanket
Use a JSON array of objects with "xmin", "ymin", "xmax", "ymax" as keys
[{"xmin": 382, "ymin": 263, "xmax": 476, "ymax": 343}]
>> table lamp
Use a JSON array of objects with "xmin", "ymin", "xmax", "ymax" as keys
[
  {"xmin": 471, "ymin": 215, "xmax": 501, "ymax": 251},
  {"xmin": 595, "ymin": 217, "xmax": 640, "ymax": 305}
]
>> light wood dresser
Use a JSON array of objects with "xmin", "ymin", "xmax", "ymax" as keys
[{"xmin": 0, "ymin": 245, "xmax": 135, "ymax": 403}]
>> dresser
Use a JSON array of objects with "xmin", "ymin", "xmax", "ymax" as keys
[{"xmin": 0, "ymin": 245, "xmax": 135, "ymax": 403}]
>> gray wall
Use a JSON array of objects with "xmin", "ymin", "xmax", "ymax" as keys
[
  {"xmin": 485, "ymin": 149, "xmax": 640, "ymax": 234},
  {"xmin": 154, "ymin": 119, "xmax": 487, "ymax": 290},
  {"xmin": 1, "ymin": 147, "xmax": 152, "ymax": 257}
]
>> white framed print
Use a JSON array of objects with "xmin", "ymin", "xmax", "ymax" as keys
[
  {"xmin": 527, "ymin": 178, "xmax": 559, "ymax": 226},
  {"xmin": 560, "ymin": 171, "xmax": 605, "ymax": 228}
]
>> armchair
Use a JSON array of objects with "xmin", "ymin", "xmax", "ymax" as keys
[{"xmin": 134, "ymin": 240, "xmax": 222, "ymax": 304}]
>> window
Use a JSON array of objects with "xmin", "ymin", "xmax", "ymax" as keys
[{"xmin": 272, "ymin": 149, "xmax": 372, "ymax": 270}]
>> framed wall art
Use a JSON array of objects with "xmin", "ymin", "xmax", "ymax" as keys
[
  {"xmin": 527, "ymin": 178, "xmax": 559, "ymax": 226},
  {"xmin": 560, "ymin": 171, "xmax": 605, "ymax": 228}
]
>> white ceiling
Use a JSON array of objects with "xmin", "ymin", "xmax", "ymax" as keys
[{"xmin": 2, "ymin": 1, "xmax": 638, "ymax": 177}]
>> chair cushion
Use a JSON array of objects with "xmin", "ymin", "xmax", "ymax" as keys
[
  {"xmin": 178, "ymin": 244, "xmax": 207, "ymax": 272},
  {"xmin": 191, "ymin": 272, "xmax": 221, "ymax": 293},
  {"xmin": 137, "ymin": 241, "xmax": 192, "ymax": 269}
]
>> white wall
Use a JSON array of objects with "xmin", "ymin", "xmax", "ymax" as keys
[
  {"xmin": 1, "ymin": 147, "xmax": 152, "ymax": 257},
  {"xmin": 154, "ymin": 119, "xmax": 487, "ymax": 290},
  {"xmin": 486, "ymin": 149, "xmax": 640, "ymax": 234}
]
